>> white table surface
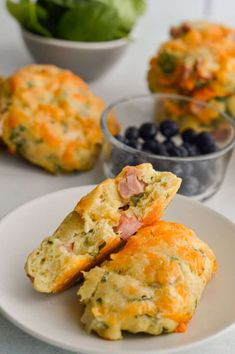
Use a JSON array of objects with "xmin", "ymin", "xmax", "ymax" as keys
[{"xmin": 0, "ymin": 0, "xmax": 235, "ymax": 353}]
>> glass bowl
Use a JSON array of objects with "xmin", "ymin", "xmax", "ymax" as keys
[{"xmin": 101, "ymin": 94, "xmax": 235, "ymax": 201}]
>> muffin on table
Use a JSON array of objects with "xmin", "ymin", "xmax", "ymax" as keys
[
  {"xmin": 0, "ymin": 65, "xmax": 118, "ymax": 173},
  {"xmin": 148, "ymin": 21, "xmax": 235, "ymax": 128}
]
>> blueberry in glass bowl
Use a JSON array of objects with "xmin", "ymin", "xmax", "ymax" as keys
[{"xmin": 101, "ymin": 94, "xmax": 235, "ymax": 201}]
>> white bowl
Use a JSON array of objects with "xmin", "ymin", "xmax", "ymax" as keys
[{"xmin": 21, "ymin": 29, "xmax": 130, "ymax": 81}]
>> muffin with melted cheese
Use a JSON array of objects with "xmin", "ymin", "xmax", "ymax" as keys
[
  {"xmin": 0, "ymin": 64, "xmax": 118, "ymax": 173},
  {"xmin": 148, "ymin": 21, "xmax": 235, "ymax": 127},
  {"xmin": 25, "ymin": 163, "xmax": 181, "ymax": 293},
  {"xmin": 79, "ymin": 220, "xmax": 216, "ymax": 340}
]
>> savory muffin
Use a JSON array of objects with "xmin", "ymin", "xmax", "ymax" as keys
[
  {"xmin": 0, "ymin": 64, "xmax": 117, "ymax": 173},
  {"xmin": 0, "ymin": 76, "xmax": 11, "ymax": 135},
  {"xmin": 79, "ymin": 220, "xmax": 216, "ymax": 340},
  {"xmin": 148, "ymin": 21, "xmax": 235, "ymax": 126},
  {"xmin": 25, "ymin": 163, "xmax": 181, "ymax": 293}
]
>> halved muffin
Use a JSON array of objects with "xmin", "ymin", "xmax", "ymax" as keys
[
  {"xmin": 25, "ymin": 163, "xmax": 181, "ymax": 293},
  {"xmin": 79, "ymin": 220, "xmax": 216, "ymax": 340}
]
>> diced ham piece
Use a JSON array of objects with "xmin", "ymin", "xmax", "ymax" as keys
[
  {"xmin": 114, "ymin": 213, "xmax": 142, "ymax": 240},
  {"xmin": 125, "ymin": 166, "xmax": 143, "ymax": 178},
  {"xmin": 65, "ymin": 242, "xmax": 74, "ymax": 252},
  {"xmin": 118, "ymin": 167, "xmax": 145, "ymax": 199}
]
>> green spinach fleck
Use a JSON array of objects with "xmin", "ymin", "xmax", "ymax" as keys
[
  {"xmin": 101, "ymin": 272, "xmax": 108, "ymax": 283},
  {"xmin": 9, "ymin": 125, "xmax": 26, "ymax": 153},
  {"xmin": 158, "ymin": 52, "xmax": 177, "ymax": 74},
  {"xmin": 130, "ymin": 192, "xmax": 145, "ymax": 206},
  {"xmin": 141, "ymin": 294, "xmax": 153, "ymax": 301}
]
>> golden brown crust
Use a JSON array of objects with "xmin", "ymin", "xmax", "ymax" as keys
[
  {"xmin": 79, "ymin": 221, "xmax": 216, "ymax": 340},
  {"xmin": 0, "ymin": 64, "xmax": 118, "ymax": 173},
  {"xmin": 25, "ymin": 163, "xmax": 181, "ymax": 293}
]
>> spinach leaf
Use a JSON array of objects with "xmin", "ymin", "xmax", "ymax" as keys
[
  {"xmin": 132, "ymin": 0, "xmax": 146, "ymax": 16},
  {"xmin": 37, "ymin": 0, "xmax": 67, "ymax": 35},
  {"xmin": 6, "ymin": 0, "xmax": 146, "ymax": 41},
  {"xmin": 7, "ymin": 0, "xmax": 52, "ymax": 37},
  {"xmin": 57, "ymin": 1, "xmax": 120, "ymax": 42},
  {"xmin": 27, "ymin": 1, "xmax": 52, "ymax": 36},
  {"xmin": 41, "ymin": 0, "xmax": 78, "ymax": 7},
  {"xmin": 7, "ymin": 0, "xmax": 29, "ymax": 24},
  {"xmin": 99, "ymin": 0, "xmax": 146, "ymax": 33}
]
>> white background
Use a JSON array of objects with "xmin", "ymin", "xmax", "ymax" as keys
[{"xmin": 0, "ymin": 0, "xmax": 235, "ymax": 353}]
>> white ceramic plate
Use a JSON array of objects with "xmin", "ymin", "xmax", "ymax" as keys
[{"xmin": 0, "ymin": 186, "xmax": 235, "ymax": 354}]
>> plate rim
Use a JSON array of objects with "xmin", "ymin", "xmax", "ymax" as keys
[{"xmin": 1, "ymin": 185, "xmax": 235, "ymax": 354}]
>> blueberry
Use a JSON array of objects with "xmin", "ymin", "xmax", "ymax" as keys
[
  {"xmin": 207, "ymin": 159, "xmax": 217, "ymax": 174},
  {"xmin": 153, "ymin": 161, "xmax": 170, "ymax": 171},
  {"xmin": 111, "ymin": 149, "xmax": 135, "ymax": 175},
  {"xmin": 183, "ymin": 143, "xmax": 200, "ymax": 156},
  {"xmin": 195, "ymin": 132, "xmax": 216, "ymax": 154},
  {"xmin": 182, "ymin": 129, "xmax": 197, "ymax": 144},
  {"xmin": 142, "ymin": 143, "xmax": 151, "ymax": 153},
  {"xmin": 143, "ymin": 140, "xmax": 160, "ymax": 154},
  {"xmin": 194, "ymin": 161, "xmax": 215, "ymax": 188},
  {"xmin": 152, "ymin": 144, "xmax": 169, "ymax": 156},
  {"xmin": 200, "ymin": 143, "xmax": 217, "ymax": 154},
  {"xmin": 178, "ymin": 146, "xmax": 188, "ymax": 157},
  {"xmin": 160, "ymin": 120, "xmax": 179, "ymax": 137},
  {"xmin": 182, "ymin": 163, "xmax": 194, "ymax": 175},
  {"xmin": 114, "ymin": 134, "xmax": 126, "ymax": 144},
  {"xmin": 171, "ymin": 164, "xmax": 184, "ymax": 177},
  {"xmin": 127, "ymin": 140, "xmax": 142, "ymax": 150},
  {"xmin": 171, "ymin": 163, "xmax": 194, "ymax": 177},
  {"xmin": 179, "ymin": 176, "xmax": 200, "ymax": 196},
  {"xmin": 125, "ymin": 126, "xmax": 139, "ymax": 140},
  {"xmin": 196, "ymin": 131, "xmax": 214, "ymax": 146},
  {"xmin": 163, "ymin": 139, "xmax": 175, "ymax": 152},
  {"xmin": 168, "ymin": 146, "xmax": 182, "ymax": 157},
  {"xmin": 139, "ymin": 122, "xmax": 158, "ymax": 140}
]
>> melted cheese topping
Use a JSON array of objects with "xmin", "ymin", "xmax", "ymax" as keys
[
  {"xmin": 148, "ymin": 21, "xmax": 235, "ymax": 126},
  {"xmin": 79, "ymin": 221, "xmax": 216, "ymax": 340},
  {"xmin": 1, "ymin": 65, "xmax": 106, "ymax": 172}
]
